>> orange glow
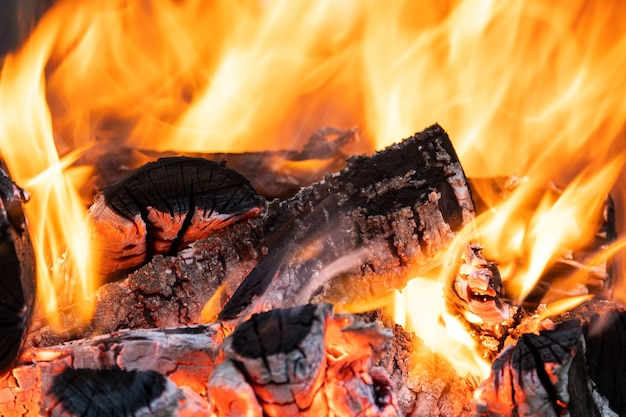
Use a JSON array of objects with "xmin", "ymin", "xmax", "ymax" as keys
[
  {"xmin": 0, "ymin": 0, "xmax": 625, "ymax": 384},
  {"xmin": 389, "ymin": 277, "xmax": 491, "ymax": 379}
]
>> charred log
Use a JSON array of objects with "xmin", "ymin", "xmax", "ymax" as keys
[
  {"xmin": 0, "ymin": 168, "xmax": 35, "ymax": 377},
  {"xmin": 475, "ymin": 300, "xmax": 626, "ymax": 417},
  {"xmin": 1, "ymin": 324, "xmax": 223, "ymax": 416},
  {"xmin": 361, "ymin": 310, "xmax": 475, "ymax": 417},
  {"xmin": 30, "ymin": 123, "xmax": 475, "ymax": 341},
  {"xmin": 209, "ymin": 303, "xmax": 400, "ymax": 417},
  {"xmin": 90, "ymin": 156, "xmax": 266, "ymax": 279},
  {"xmin": 60, "ymin": 216, "xmax": 264, "ymax": 342},
  {"xmin": 220, "ymin": 123, "xmax": 475, "ymax": 322}
]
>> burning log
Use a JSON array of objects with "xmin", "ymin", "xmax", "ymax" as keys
[
  {"xmin": 0, "ymin": 168, "xmax": 35, "ymax": 377},
  {"xmin": 209, "ymin": 303, "xmax": 400, "ymax": 417},
  {"xmin": 28, "ymin": 123, "xmax": 474, "ymax": 343},
  {"xmin": 474, "ymin": 300, "xmax": 626, "ymax": 417},
  {"xmin": 220, "ymin": 123, "xmax": 475, "ymax": 322},
  {"xmin": 446, "ymin": 244, "xmax": 514, "ymax": 359},
  {"xmin": 90, "ymin": 156, "xmax": 266, "ymax": 278}
]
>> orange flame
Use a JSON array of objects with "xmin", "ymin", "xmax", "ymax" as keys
[
  {"xmin": 0, "ymin": 0, "xmax": 625, "ymax": 381},
  {"xmin": 0, "ymin": 25, "xmax": 98, "ymax": 329}
]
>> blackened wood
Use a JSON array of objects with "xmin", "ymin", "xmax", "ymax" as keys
[
  {"xmin": 76, "ymin": 126, "xmax": 360, "ymax": 203},
  {"xmin": 475, "ymin": 301, "xmax": 626, "ymax": 417},
  {"xmin": 90, "ymin": 156, "xmax": 266, "ymax": 278},
  {"xmin": 556, "ymin": 300, "xmax": 626, "ymax": 416},
  {"xmin": 49, "ymin": 368, "xmax": 167, "ymax": 417},
  {"xmin": 473, "ymin": 320, "xmax": 604, "ymax": 417},
  {"xmin": 219, "ymin": 123, "xmax": 475, "ymax": 322},
  {"xmin": 583, "ymin": 307, "xmax": 626, "ymax": 416},
  {"xmin": 230, "ymin": 303, "xmax": 316, "ymax": 358},
  {"xmin": 0, "ymin": 168, "xmax": 35, "ymax": 377},
  {"xmin": 209, "ymin": 303, "xmax": 401, "ymax": 417}
]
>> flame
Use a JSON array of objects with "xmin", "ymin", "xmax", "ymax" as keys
[
  {"xmin": 1, "ymin": 0, "xmax": 625, "ymax": 383},
  {"xmin": 389, "ymin": 277, "xmax": 491, "ymax": 379},
  {"xmin": 0, "ymin": 23, "xmax": 98, "ymax": 329}
]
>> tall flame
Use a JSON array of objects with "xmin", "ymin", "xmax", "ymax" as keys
[
  {"xmin": 0, "ymin": 16, "xmax": 97, "ymax": 328},
  {"xmin": 0, "ymin": 0, "xmax": 625, "ymax": 378}
]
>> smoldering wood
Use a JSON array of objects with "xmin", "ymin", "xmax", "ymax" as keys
[
  {"xmin": 474, "ymin": 300, "xmax": 626, "ymax": 417},
  {"xmin": 209, "ymin": 303, "xmax": 401, "ymax": 417},
  {"xmin": 0, "ymin": 168, "xmax": 35, "ymax": 378},
  {"xmin": 472, "ymin": 320, "xmax": 596, "ymax": 417},
  {"xmin": 361, "ymin": 310, "xmax": 475, "ymax": 417},
  {"xmin": 219, "ymin": 123, "xmax": 475, "ymax": 322},
  {"xmin": 49, "ymin": 368, "xmax": 169, "ymax": 417},
  {"xmin": 4, "ymin": 305, "xmax": 479, "ymax": 417},
  {"xmin": 25, "ymin": 215, "xmax": 266, "ymax": 347},
  {"xmin": 90, "ymin": 156, "xmax": 266, "ymax": 279},
  {"xmin": 1, "ymin": 324, "xmax": 223, "ymax": 416},
  {"xmin": 74, "ymin": 126, "xmax": 361, "ymax": 203},
  {"xmin": 555, "ymin": 300, "xmax": 626, "ymax": 416},
  {"xmin": 29, "ymin": 123, "xmax": 475, "ymax": 343}
]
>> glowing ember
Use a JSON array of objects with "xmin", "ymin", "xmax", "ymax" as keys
[{"xmin": 0, "ymin": 0, "xmax": 625, "ymax": 390}]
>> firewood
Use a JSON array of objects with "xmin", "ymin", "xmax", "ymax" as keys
[
  {"xmin": 90, "ymin": 156, "xmax": 266, "ymax": 278},
  {"xmin": 47, "ymin": 368, "xmax": 210, "ymax": 417},
  {"xmin": 75, "ymin": 126, "xmax": 361, "ymax": 203},
  {"xmin": 0, "ymin": 168, "xmax": 35, "ymax": 377},
  {"xmin": 557, "ymin": 300, "xmax": 626, "ymax": 416},
  {"xmin": 209, "ymin": 303, "xmax": 400, "ymax": 417},
  {"xmin": 362, "ymin": 310, "xmax": 475, "ymax": 417},
  {"xmin": 4, "ymin": 305, "xmax": 426, "ymax": 417},
  {"xmin": 55, "ymin": 216, "xmax": 265, "ymax": 343},
  {"xmin": 474, "ymin": 300, "xmax": 626, "ymax": 417},
  {"xmin": 219, "ymin": 123, "xmax": 475, "ymax": 322},
  {"xmin": 27, "ymin": 123, "xmax": 474, "ymax": 343}
]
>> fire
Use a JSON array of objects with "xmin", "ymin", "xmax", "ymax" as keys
[{"xmin": 0, "ymin": 0, "xmax": 625, "ymax": 386}]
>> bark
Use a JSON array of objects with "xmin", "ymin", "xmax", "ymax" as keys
[
  {"xmin": 0, "ymin": 168, "xmax": 35, "ymax": 377},
  {"xmin": 219, "ymin": 123, "xmax": 475, "ymax": 322},
  {"xmin": 474, "ymin": 300, "xmax": 626, "ymax": 417}
]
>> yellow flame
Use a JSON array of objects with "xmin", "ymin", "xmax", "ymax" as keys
[
  {"xmin": 389, "ymin": 278, "xmax": 491, "ymax": 379},
  {"xmin": 0, "ymin": 21, "xmax": 98, "ymax": 329}
]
